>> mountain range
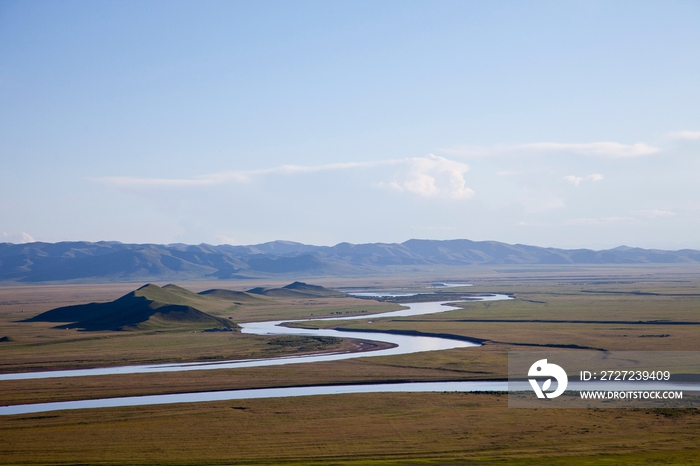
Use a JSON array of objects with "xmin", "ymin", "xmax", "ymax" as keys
[{"xmin": 2, "ymin": 239, "xmax": 700, "ymax": 283}]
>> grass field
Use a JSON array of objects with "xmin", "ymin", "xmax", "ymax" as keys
[
  {"xmin": 1, "ymin": 265, "xmax": 700, "ymax": 464},
  {"xmin": 2, "ymin": 393, "xmax": 700, "ymax": 465}
]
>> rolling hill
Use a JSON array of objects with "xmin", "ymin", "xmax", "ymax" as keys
[
  {"xmin": 197, "ymin": 289, "xmax": 269, "ymax": 303},
  {"xmin": 246, "ymin": 281, "xmax": 346, "ymax": 298},
  {"xmin": 26, "ymin": 283, "xmax": 238, "ymax": 331}
]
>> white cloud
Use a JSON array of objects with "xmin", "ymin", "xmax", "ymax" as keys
[
  {"xmin": 1, "ymin": 232, "xmax": 35, "ymax": 243},
  {"xmin": 259, "ymin": 160, "xmax": 400, "ymax": 174},
  {"xmin": 563, "ymin": 173, "xmax": 604, "ymax": 187},
  {"xmin": 382, "ymin": 154, "xmax": 475, "ymax": 200},
  {"xmin": 445, "ymin": 141, "xmax": 660, "ymax": 158},
  {"xmin": 96, "ymin": 160, "xmax": 402, "ymax": 188},
  {"xmin": 667, "ymin": 130, "xmax": 700, "ymax": 140},
  {"xmin": 635, "ymin": 209, "xmax": 675, "ymax": 218},
  {"xmin": 563, "ymin": 175, "xmax": 584, "ymax": 187},
  {"xmin": 517, "ymin": 142, "xmax": 659, "ymax": 157},
  {"xmin": 98, "ymin": 156, "xmax": 475, "ymax": 201}
]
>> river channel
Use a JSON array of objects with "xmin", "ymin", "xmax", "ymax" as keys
[
  {"xmin": 0, "ymin": 292, "xmax": 511, "ymax": 381},
  {"xmin": 1, "ymin": 289, "xmax": 520, "ymax": 414},
  {"xmin": 3, "ymin": 290, "xmax": 700, "ymax": 415}
]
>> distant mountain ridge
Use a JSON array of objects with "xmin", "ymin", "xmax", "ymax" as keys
[{"xmin": 1, "ymin": 239, "xmax": 700, "ymax": 283}]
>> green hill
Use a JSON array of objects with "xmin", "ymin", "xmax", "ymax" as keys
[
  {"xmin": 198, "ymin": 288, "xmax": 269, "ymax": 303},
  {"xmin": 246, "ymin": 281, "xmax": 345, "ymax": 298},
  {"xmin": 26, "ymin": 284, "xmax": 238, "ymax": 331}
]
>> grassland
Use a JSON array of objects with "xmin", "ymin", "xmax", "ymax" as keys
[
  {"xmin": 0, "ymin": 283, "xmax": 401, "ymax": 374},
  {"xmin": 1, "ymin": 265, "xmax": 700, "ymax": 464},
  {"xmin": 2, "ymin": 393, "xmax": 700, "ymax": 465}
]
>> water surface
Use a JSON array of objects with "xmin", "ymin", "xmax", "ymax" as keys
[{"xmin": 3, "ymin": 380, "xmax": 698, "ymax": 416}]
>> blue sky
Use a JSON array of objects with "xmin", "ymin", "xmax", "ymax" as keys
[{"xmin": 1, "ymin": 0, "xmax": 699, "ymax": 249}]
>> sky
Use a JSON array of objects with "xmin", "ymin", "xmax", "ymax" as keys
[{"xmin": 1, "ymin": 0, "xmax": 699, "ymax": 250}]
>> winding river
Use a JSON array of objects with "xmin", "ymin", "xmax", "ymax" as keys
[
  {"xmin": 4, "ymin": 380, "xmax": 699, "ymax": 416},
  {"xmin": 0, "ymin": 292, "xmax": 511, "ymax": 381},
  {"xmin": 3, "ymin": 290, "xmax": 700, "ymax": 415}
]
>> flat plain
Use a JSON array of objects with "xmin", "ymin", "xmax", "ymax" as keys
[{"xmin": 1, "ymin": 265, "xmax": 700, "ymax": 465}]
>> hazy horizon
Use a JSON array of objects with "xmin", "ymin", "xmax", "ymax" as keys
[
  {"xmin": 2, "ymin": 237, "xmax": 699, "ymax": 254},
  {"xmin": 2, "ymin": 1, "xmax": 699, "ymax": 250}
]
